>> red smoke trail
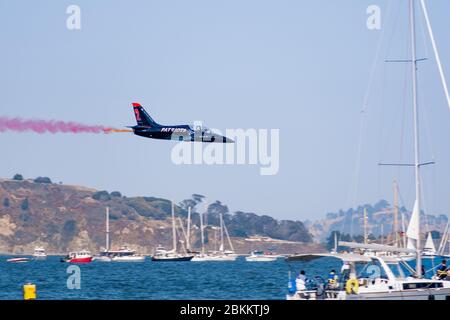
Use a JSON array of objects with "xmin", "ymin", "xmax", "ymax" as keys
[{"xmin": 0, "ymin": 117, "xmax": 131, "ymax": 134}]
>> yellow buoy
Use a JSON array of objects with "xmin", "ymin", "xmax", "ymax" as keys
[
  {"xmin": 345, "ymin": 279, "xmax": 359, "ymax": 295},
  {"xmin": 23, "ymin": 283, "xmax": 36, "ymax": 300}
]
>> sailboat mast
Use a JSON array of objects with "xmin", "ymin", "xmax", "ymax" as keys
[
  {"xmin": 334, "ymin": 232, "xmax": 338, "ymax": 253},
  {"xmin": 409, "ymin": 0, "xmax": 422, "ymax": 277},
  {"xmin": 220, "ymin": 213, "xmax": 224, "ymax": 252},
  {"xmin": 187, "ymin": 207, "xmax": 191, "ymax": 251},
  {"xmin": 199, "ymin": 212, "xmax": 205, "ymax": 254},
  {"xmin": 223, "ymin": 222, "xmax": 235, "ymax": 253},
  {"xmin": 363, "ymin": 208, "xmax": 368, "ymax": 244},
  {"xmin": 401, "ymin": 211, "xmax": 407, "ymax": 248},
  {"xmin": 172, "ymin": 201, "xmax": 177, "ymax": 252},
  {"xmin": 106, "ymin": 206, "xmax": 110, "ymax": 252},
  {"xmin": 393, "ymin": 180, "xmax": 399, "ymax": 246}
]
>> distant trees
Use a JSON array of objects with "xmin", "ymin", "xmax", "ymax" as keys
[
  {"xmin": 179, "ymin": 194, "xmax": 205, "ymax": 212},
  {"xmin": 34, "ymin": 177, "xmax": 52, "ymax": 184},
  {"xmin": 92, "ymin": 191, "xmax": 111, "ymax": 201},
  {"xmin": 21, "ymin": 198, "xmax": 29, "ymax": 211},
  {"xmin": 13, "ymin": 174, "xmax": 23, "ymax": 181},
  {"xmin": 325, "ymin": 231, "xmax": 353, "ymax": 251},
  {"xmin": 110, "ymin": 191, "xmax": 122, "ymax": 198},
  {"xmin": 326, "ymin": 213, "xmax": 338, "ymax": 220},
  {"xmin": 226, "ymin": 211, "xmax": 312, "ymax": 243},
  {"xmin": 179, "ymin": 199, "xmax": 197, "ymax": 211},
  {"xmin": 3, "ymin": 198, "xmax": 10, "ymax": 208}
]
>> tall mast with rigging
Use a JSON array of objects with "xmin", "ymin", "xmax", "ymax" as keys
[
  {"xmin": 105, "ymin": 206, "xmax": 110, "ymax": 252},
  {"xmin": 409, "ymin": 0, "xmax": 422, "ymax": 277}
]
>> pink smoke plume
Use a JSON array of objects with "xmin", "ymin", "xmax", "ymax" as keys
[{"xmin": 0, "ymin": 117, "xmax": 131, "ymax": 134}]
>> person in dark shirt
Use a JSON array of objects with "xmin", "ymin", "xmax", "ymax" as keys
[{"xmin": 436, "ymin": 259, "xmax": 448, "ymax": 280}]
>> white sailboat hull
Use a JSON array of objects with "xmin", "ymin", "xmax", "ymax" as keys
[
  {"xmin": 245, "ymin": 255, "xmax": 278, "ymax": 262},
  {"xmin": 192, "ymin": 254, "xmax": 237, "ymax": 262},
  {"xmin": 93, "ymin": 256, "xmax": 112, "ymax": 262},
  {"xmin": 287, "ymin": 288, "xmax": 450, "ymax": 300},
  {"xmin": 111, "ymin": 255, "xmax": 146, "ymax": 262},
  {"xmin": 287, "ymin": 281, "xmax": 450, "ymax": 300}
]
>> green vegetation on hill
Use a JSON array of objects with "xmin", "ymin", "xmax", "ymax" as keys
[{"xmin": 0, "ymin": 177, "xmax": 313, "ymax": 254}]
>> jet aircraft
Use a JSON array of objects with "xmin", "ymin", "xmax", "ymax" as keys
[{"xmin": 128, "ymin": 103, "xmax": 234, "ymax": 143}]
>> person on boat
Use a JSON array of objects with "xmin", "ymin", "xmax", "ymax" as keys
[
  {"xmin": 327, "ymin": 270, "xmax": 339, "ymax": 289},
  {"xmin": 297, "ymin": 270, "xmax": 307, "ymax": 281},
  {"xmin": 296, "ymin": 270, "xmax": 307, "ymax": 290},
  {"xmin": 341, "ymin": 261, "xmax": 351, "ymax": 283},
  {"xmin": 436, "ymin": 259, "xmax": 448, "ymax": 280}
]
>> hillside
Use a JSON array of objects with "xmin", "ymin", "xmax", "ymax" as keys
[
  {"xmin": 0, "ymin": 177, "xmax": 318, "ymax": 254},
  {"xmin": 307, "ymin": 200, "xmax": 449, "ymax": 243}
]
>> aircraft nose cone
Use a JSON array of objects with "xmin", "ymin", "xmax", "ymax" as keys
[{"xmin": 224, "ymin": 137, "xmax": 234, "ymax": 143}]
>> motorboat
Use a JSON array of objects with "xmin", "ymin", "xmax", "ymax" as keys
[
  {"xmin": 93, "ymin": 207, "xmax": 145, "ymax": 262},
  {"xmin": 286, "ymin": 248, "xmax": 450, "ymax": 300},
  {"xmin": 7, "ymin": 257, "xmax": 31, "ymax": 263},
  {"xmin": 32, "ymin": 247, "xmax": 47, "ymax": 260},
  {"xmin": 110, "ymin": 246, "xmax": 146, "ymax": 262},
  {"xmin": 61, "ymin": 250, "xmax": 93, "ymax": 263},
  {"xmin": 245, "ymin": 251, "xmax": 278, "ymax": 262}
]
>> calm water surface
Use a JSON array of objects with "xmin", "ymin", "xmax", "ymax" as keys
[{"xmin": 0, "ymin": 255, "xmax": 442, "ymax": 299}]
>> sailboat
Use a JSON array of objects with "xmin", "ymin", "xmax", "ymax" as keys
[
  {"xmin": 93, "ymin": 207, "xmax": 145, "ymax": 262},
  {"xmin": 151, "ymin": 201, "xmax": 194, "ymax": 262},
  {"xmin": 192, "ymin": 212, "xmax": 237, "ymax": 262},
  {"xmin": 422, "ymin": 232, "xmax": 437, "ymax": 258},
  {"xmin": 286, "ymin": 0, "xmax": 450, "ymax": 300}
]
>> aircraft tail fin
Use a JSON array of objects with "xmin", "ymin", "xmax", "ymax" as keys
[{"xmin": 132, "ymin": 103, "xmax": 159, "ymax": 127}]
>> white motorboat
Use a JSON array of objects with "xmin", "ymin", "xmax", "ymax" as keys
[
  {"xmin": 245, "ymin": 251, "xmax": 278, "ymax": 262},
  {"xmin": 32, "ymin": 247, "xmax": 47, "ymax": 260},
  {"xmin": 286, "ymin": 248, "xmax": 450, "ymax": 300},
  {"xmin": 110, "ymin": 246, "xmax": 146, "ymax": 262},
  {"xmin": 93, "ymin": 207, "xmax": 145, "ymax": 262},
  {"xmin": 7, "ymin": 257, "xmax": 31, "ymax": 263}
]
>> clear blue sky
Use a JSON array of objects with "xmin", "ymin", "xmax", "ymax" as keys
[{"xmin": 0, "ymin": 0, "xmax": 449, "ymax": 220}]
